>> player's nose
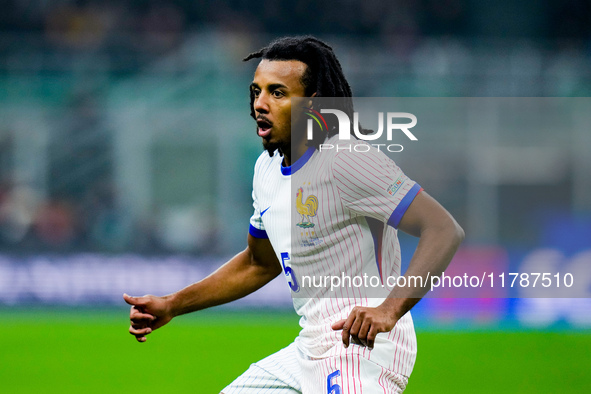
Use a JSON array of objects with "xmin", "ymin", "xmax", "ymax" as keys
[{"xmin": 254, "ymin": 92, "xmax": 270, "ymax": 114}]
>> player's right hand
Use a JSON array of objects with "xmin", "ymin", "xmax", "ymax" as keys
[{"xmin": 123, "ymin": 293, "xmax": 174, "ymax": 343}]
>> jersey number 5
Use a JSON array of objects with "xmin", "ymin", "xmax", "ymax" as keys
[
  {"xmin": 327, "ymin": 369, "xmax": 341, "ymax": 394},
  {"xmin": 280, "ymin": 252, "xmax": 300, "ymax": 292}
]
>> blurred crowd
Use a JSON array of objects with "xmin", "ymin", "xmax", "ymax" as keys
[
  {"xmin": 0, "ymin": 177, "xmax": 223, "ymax": 254},
  {"xmin": 1, "ymin": 0, "xmax": 458, "ymax": 41},
  {"xmin": 0, "ymin": 179, "xmax": 162, "ymax": 254},
  {"xmin": 0, "ymin": 91, "xmax": 212, "ymax": 254},
  {"xmin": 2, "ymin": 0, "xmax": 590, "ymax": 44},
  {"xmin": 0, "ymin": 0, "xmax": 589, "ymax": 77},
  {"xmin": 2, "ymin": 0, "xmax": 186, "ymax": 49}
]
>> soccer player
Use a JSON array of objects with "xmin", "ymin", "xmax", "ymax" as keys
[{"xmin": 124, "ymin": 36, "xmax": 464, "ymax": 393}]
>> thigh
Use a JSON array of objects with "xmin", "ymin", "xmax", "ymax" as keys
[
  {"xmin": 222, "ymin": 342, "xmax": 302, "ymax": 394},
  {"xmin": 300, "ymin": 348, "xmax": 409, "ymax": 394}
]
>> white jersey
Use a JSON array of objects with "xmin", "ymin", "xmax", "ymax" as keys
[{"xmin": 249, "ymin": 135, "xmax": 421, "ymax": 377}]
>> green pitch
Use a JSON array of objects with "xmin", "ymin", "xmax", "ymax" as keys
[{"xmin": 1, "ymin": 308, "xmax": 589, "ymax": 393}]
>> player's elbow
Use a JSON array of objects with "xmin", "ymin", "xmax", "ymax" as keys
[
  {"xmin": 430, "ymin": 213, "xmax": 465, "ymax": 248},
  {"xmin": 452, "ymin": 220, "xmax": 465, "ymax": 247},
  {"xmin": 443, "ymin": 215, "xmax": 465, "ymax": 249},
  {"xmin": 268, "ymin": 261, "xmax": 283, "ymax": 277}
]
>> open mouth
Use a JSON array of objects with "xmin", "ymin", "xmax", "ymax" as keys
[{"xmin": 257, "ymin": 118, "xmax": 273, "ymax": 137}]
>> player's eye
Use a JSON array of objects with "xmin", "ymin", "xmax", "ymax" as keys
[
  {"xmin": 272, "ymin": 90, "xmax": 284, "ymax": 98},
  {"xmin": 252, "ymin": 88, "xmax": 261, "ymax": 97}
]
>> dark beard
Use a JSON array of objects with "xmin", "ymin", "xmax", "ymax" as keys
[{"xmin": 263, "ymin": 139, "xmax": 283, "ymax": 158}]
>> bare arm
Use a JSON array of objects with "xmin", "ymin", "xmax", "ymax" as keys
[
  {"xmin": 167, "ymin": 234, "xmax": 282, "ymax": 315},
  {"xmin": 124, "ymin": 234, "xmax": 282, "ymax": 342},
  {"xmin": 332, "ymin": 191, "xmax": 464, "ymax": 348},
  {"xmin": 379, "ymin": 191, "xmax": 464, "ymax": 316}
]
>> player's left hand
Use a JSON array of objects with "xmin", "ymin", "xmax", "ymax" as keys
[{"xmin": 331, "ymin": 305, "xmax": 398, "ymax": 350}]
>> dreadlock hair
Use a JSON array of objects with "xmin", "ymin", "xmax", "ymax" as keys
[{"xmin": 244, "ymin": 36, "xmax": 370, "ymax": 150}]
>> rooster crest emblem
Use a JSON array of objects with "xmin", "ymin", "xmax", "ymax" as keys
[{"xmin": 295, "ymin": 187, "xmax": 318, "ymax": 228}]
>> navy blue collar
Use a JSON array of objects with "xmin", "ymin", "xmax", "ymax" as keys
[{"xmin": 281, "ymin": 146, "xmax": 316, "ymax": 175}]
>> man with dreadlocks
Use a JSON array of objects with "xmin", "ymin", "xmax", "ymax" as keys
[{"xmin": 124, "ymin": 36, "xmax": 464, "ymax": 393}]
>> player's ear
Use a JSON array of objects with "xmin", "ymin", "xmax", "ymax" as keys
[{"xmin": 306, "ymin": 92, "xmax": 317, "ymax": 108}]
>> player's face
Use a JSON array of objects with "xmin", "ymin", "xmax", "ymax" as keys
[{"xmin": 250, "ymin": 59, "xmax": 308, "ymax": 156}]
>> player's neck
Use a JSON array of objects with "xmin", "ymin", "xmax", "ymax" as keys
[{"xmin": 282, "ymin": 137, "xmax": 308, "ymax": 167}]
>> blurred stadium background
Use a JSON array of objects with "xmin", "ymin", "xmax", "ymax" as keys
[{"xmin": 1, "ymin": 0, "xmax": 590, "ymax": 392}]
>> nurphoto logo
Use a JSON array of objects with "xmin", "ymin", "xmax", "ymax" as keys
[{"xmin": 304, "ymin": 107, "xmax": 418, "ymax": 153}]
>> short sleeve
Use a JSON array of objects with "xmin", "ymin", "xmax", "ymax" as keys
[
  {"xmin": 249, "ymin": 185, "xmax": 268, "ymax": 239},
  {"xmin": 332, "ymin": 144, "xmax": 422, "ymax": 229}
]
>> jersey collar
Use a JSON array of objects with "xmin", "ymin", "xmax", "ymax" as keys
[{"xmin": 281, "ymin": 146, "xmax": 316, "ymax": 176}]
